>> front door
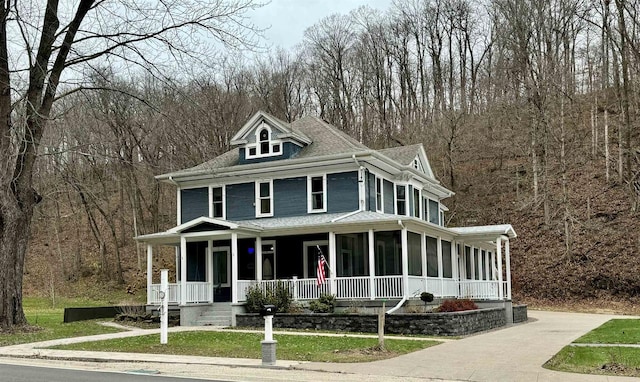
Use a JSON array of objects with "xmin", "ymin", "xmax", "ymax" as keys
[{"xmin": 212, "ymin": 247, "xmax": 230, "ymax": 302}]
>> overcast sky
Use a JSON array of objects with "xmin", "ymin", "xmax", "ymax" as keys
[{"xmin": 248, "ymin": 0, "xmax": 392, "ymax": 49}]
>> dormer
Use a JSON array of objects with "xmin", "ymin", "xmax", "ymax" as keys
[
  {"xmin": 412, "ymin": 147, "xmax": 435, "ymax": 179},
  {"xmin": 231, "ymin": 111, "xmax": 312, "ymax": 164}
]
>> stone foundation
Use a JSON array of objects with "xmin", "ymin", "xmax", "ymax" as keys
[
  {"xmin": 512, "ymin": 304, "xmax": 528, "ymax": 323},
  {"xmin": 237, "ymin": 307, "xmax": 506, "ymax": 336}
]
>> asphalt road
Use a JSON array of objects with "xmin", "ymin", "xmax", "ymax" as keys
[{"xmin": 0, "ymin": 363, "xmax": 234, "ymax": 382}]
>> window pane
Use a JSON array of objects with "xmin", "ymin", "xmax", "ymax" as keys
[
  {"xmin": 249, "ymin": 147, "xmax": 256, "ymax": 156},
  {"xmin": 481, "ymin": 250, "xmax": 487, "ymax": 280},
  {"xmin": 212, "ymin": 187, "xmax": 223, "ymax": 202},
  {"xmin": 259, "ymin": 129, "xmax": 269, "ymax": 141},
  {"xmin": 429, "ymin": 199, "xmax": 439, "ymax": 224},
  {"xmin": 426, "ymin": 236, "xmax": 438, "ymax": 277},
  {"xmin": 311, "ymin": 177, "xmax": 323, "ymax": 192},
  {"xmin": 312, "ymin": 193, "xmax": 323, "ymax": 209},
  {"xmin": 213, "ymin": 203, "xmax": 223, "ymax": 218},
  {"xmin": 442, "ymin": 240, "xmax": 452, "ymax": 278},
  {"xmin": 260, "ymin": 142, "xmax": 269, "ymax": 154},
  {"xmin": 396, "ymin": 185, "xmax": 405, "ymax": 215},
  {"xmin": 261, "ymin": 199, "xmax": 270, "ymax": 214},
  {"xmin": 465, "ymin": 246, "xmax": 472, "ymax": 279},
  {"xmin": 272, "ymin": 144, "xmax": 280, "ymax": 153},
  {"xmin": 413, "ymin": 189, "xmax": 420, "ymax": 217},
  {"xmin": 376, "ymin": 178, "xmax": 382, "ymax": 209},
  {"xmin": 260, "ymin": 182, "xmax": 270, "ymax": 197},
  {"xmin": 474, "ymin": 248, "xmax": 481, "ymax": 280}
]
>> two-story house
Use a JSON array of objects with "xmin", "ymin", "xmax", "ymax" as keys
[{"xmin": 136, "ymin": 111, "xmax": 516, "ymax": 326}]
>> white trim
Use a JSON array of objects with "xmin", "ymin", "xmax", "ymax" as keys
[
  {"xmin": 307, "ymin": 174, "xmax": 327, "ymax": 213},
  {"xmin": 244, "ymin": 123, "xmax": 283, "ymax": 159},
  {"xmin": 176, "ymin": 188, "xmax": 181, "ymax": 225},
  {"xmin": 255, "ymin": 180, "xmax": 274, "ymax": 218},
  {"xmin": 231, "ymin": 233, "xmax": 238, "ymax": 303},
  {"xmin": 394, "ymin": 183, "xmax": 407, "ymax": 216}
]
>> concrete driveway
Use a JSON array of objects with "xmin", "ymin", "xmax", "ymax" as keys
[{"xmin": 295, "ymin": 310, "xmax": 640, "ymax": 381}]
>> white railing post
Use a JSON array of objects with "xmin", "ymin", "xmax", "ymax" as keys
[
  {"xmin": 496, "ymin": 236, "xmax": 503, "ymax": 300},
  {"xmin": 160, "ymin": 269, "xmax": 168, "ymax": 344},
  {"xmin": 368, "ymin": 230, "xmax": 375, "ymax": 300},
  {"xmin": 206, "ymin": 241, "xmax": 213, "ymax": 303},
  {"xmin": 292, "ymin": 276, "xmax": 298, "ymax": 301},
  {"xmin": 146, "ymin": 244, "xmax": 153, "ymax": 305},
  {"xmin": 421, "ymin": 233, "xmax": 428, "ymax": 294},
  {"xmin": 256, "ymin": 237, "xmax": 262, "ymax": 282},
  {"xmin": 437, "ymin": 237, "xmax": 443, "ymax": 297}
]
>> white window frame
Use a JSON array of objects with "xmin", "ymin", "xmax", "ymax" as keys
[
  {"xmin": 394, "ymin": 184, "xmax": 407, "ymax": 216},
  {"xmin": 209, "ymin": 185, "xmax": 226, "ymax": 220},
  {"xmin": 307, "ymin": 175, "xmax": 327, "ymax": 213},
  {"xmin": 375, "ymin": 176, "xmax": 383, "ymax": 213},
  {"xmin": 255, "ymin": 180, "xmax": 274, "ymax": 218},
  {"xmin": 413, "ymin": 156, "xmax": 424, "ymax": 173},
  {"xmin": 411, "ymin": 187, "xmax": 421, "ymax": 218},
  {"xmin": 428, "ymin": 198, "xmax": 440, "ymax": 225},
  {"xmin": 245, "ymin": 123, "xmax": 282, "ymax": 159}
]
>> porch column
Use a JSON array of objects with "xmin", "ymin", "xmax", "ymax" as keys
[
  {"xmin": 207, "ymin": 240, "xmax": 213, "ymax": 303},
  {"xmin": 496, "ymin": 236, "xmax": 504, "ymax": 299},
  {"xmin": 180, "ymin": 236, "xmax": 187, "ymax": 305},
  {"xmin": 505, "ymin": 237, "xmax": 512, "ymax": 300},
  {"xmin": 329, "ymin": 232, "xmax": 337, "ymax": 296},
  {"xmin": 477, "ymin": 248, "xmax": 483, "ymax": 280},
  {"xmin": 484, "ymin": 250, "xmax": 490, "ymax": 281},
  {"xmin": 401, "ymin": 227, "xmax": 409, "ymax": 298},
  {"xmin": 231, "ymin": 233, "xmax": 238, "ymax": 303},
  {"xmin": 368, "ymin": 230, "xmax": 375, "ymax": 300},
  {"xmin": 421, "ymin": 233, "xmax": 427, "ymax": 293},
  {"xmin": 256, "ymin": 236, "xmax": 262, "ymax": 282},
  {"xmin": 146, "ymin": 244, "xmax": 153, "ymax": 305},
  {"xmin": 470, "ymin": 246, "xmax": 476, "ymax": 280},
  {"xmin": 451, "ymin": 240, "xmax": 458, "ymax": 280},
  {"xmin": 437, "ymin": 237, "xmax": 443, "ymax": 295},
  {"xmin": 491, "ymin": 250, "xmax": 496, "ymax": 280}
]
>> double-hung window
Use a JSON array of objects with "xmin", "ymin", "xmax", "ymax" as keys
[
  {"xmin": 256, "ymin": 180, "xmax": 273, "ymax": 217},
  {"xmin": 308, "ymin": 175, "xmax": 327, "ymax": 213},
  {"xmin": 412, "ymin": 187, "xmax": 420, "ymax": 217},
  {"xmin": 395, "ymin": 185, "xmax": 406, "ymax": 215},
  {"xmin": 212, "ymin": 186, "xmax": 224, "ymax": 219}
]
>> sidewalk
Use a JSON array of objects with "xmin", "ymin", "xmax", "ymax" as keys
[{"xmin": 0, "ymin": 310, "xmax": 638, "ymax": 381}]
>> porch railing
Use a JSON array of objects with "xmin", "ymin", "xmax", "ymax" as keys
[
  {"xmin": 459, "ymin": 280, "xmax": 505, "ymax": 300},
  {"xmin": 148, "ymin": 282, "xmax": 212, "ymax": 305}
]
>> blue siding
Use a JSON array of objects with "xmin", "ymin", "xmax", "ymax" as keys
[
  {"xmin": 238, "ymin": 142, "xmax": 302, "ymax": 164},
  {"xmin": 327, "ymin": 171, "xmax": 359, "ymax": 213},
  {"xmin": 274, "ymin": 177, "xmax": 307, "ymax": 217},
  {"xmin": 367, "ymin": 172, "xmax": 376, "ymax": 211},
  {"xmin": 226, "ymin": 182, "xmax": 255, "ymax": 220},
  {"xmin": 383, "ymin": 180, "xmax": 394, "ymax": 214},
  {"xmin": 180, "ymin": 187, "xmax": 208, "ymax": 223}
]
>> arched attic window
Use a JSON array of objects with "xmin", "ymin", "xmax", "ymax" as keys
[{"xmin": 246, "ymin": 123, "xmax": 282, "ymax": 159}]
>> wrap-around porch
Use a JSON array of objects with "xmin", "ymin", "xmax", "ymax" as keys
[{"xmin": 142, "ymin": 218, "xmax": 514, "ymax": 306}]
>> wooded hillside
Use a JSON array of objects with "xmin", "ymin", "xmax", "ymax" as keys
[{"xmin": 25, "ymin": 0, "xmax": 640, "ymax": 309}]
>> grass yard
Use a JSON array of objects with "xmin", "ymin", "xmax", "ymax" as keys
[
  {"xmin": 573, "ymin": 319, "xmax": 640, "ymax": 344},
  {"xmin": 0, "ymin": 297, "xmax": 127, "ymax": 347},
  {"xmin": 51, "ymin": 331, "xmax": 440, "ymax": 362},
  {"xmin": 545, "ymin": 346, "xmax": 640, "ymax": 377},
  {"xmin": 545, "ymin": 319, "xmax": 640, "ymax": 377}
]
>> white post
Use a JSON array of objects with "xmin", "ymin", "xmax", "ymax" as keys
[
  {"xmin": 368, "ymin": 230, "xmax": 375, "ymax": 300},
  {"xmin": 421, "ymin": 233, "xmax": 428, "ymax": 293},
  {"xmin": 180, "ymin": 237, "xmax": 187, "ymax": 305},
  {"xmin": 437, "ymin": 237, "xmax": 443, "ymax": 295},
  {"xmin": 505, "ymin": 238, "xmax": 512, "ymax": 300},
  {"xmin": 484, "ymin": 250, "xmax": 490, "ymax": 282},
  {"xmin": 401, "ymin": 227, "xmax": 409, "ymax": 298},
  {"xmin": 160, "ymin": 269, "xmax": 168, "ymax": 345},
  {"xmin": 477, "ymin": 248, "xmax": 484, "ymax": 280},
  {"xmin": 256, "ymin": 237, "xmax": 263, "ymax": 282},
  {"xmin": 264, "ymin": 315, "xmax": 273, "ymax": 341},
  {"xmin": 207, "ymin": 241, "xmax": 213, "ymax": 303},
  {"xmin": 176, "ymin": 188, "xmax": 181, "ymax": 225},
  {"xmin": 231, "ymin": 233, "xmax": 238, "ymax": 303},
  {"xmin": 329, "ymin": 232, "xmax": 337, "ymax": 296},
  {"xmin": 146, "ymin": 245, "xmax": 153, "ymax": 305},
  {"xmin": 470, "ymin": 246, "xmax": 476, "ymax": 280},
  {"xmin": 292, "ymin": 276, "xmax": 298, "ymax": 301},
  {"xmin": 496, "ymin": 236, "xmax": 504, "ymax": 300},
  {"xmin": 451, "ymin": 240, "xmax": 458, "ymax": 280}
]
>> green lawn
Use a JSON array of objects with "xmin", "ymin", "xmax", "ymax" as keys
[
  {"xmin": 545, "ymin": 346, "xmax": 640, "ymax": 378},
  {"xmin": 574, "ymin": 319, "xmax": 640, "ymax": 344},
  {"xmin": 0, "ymin": 297, "xmax": 127, "ymax": 347},
  {"xmin": 51, "ymin": 331, "xmax": 440, "ymax": 362},
  {"xmin": 545, "ymin": 319, "xmax": 640, "ymax": 377}
]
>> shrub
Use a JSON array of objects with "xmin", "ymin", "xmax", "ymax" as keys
[
  {"xmin": 244, "ymin": 281, "xmax": 293, "ymax": 313},
  {"xmin": 308, "ymin": 293, "xmax": 336, "ymax": 313},
  {"xmin": 435, "ymin": 299, "xmax": 478, "ymax": 312},
  {"xmin": 420, "ymin": 292, "xmax": 434, "ymax": 304}
]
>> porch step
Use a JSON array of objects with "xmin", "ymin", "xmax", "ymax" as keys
[{"xmin": 195, "ymin": 303, "xmax": 232, "ymax": 327}]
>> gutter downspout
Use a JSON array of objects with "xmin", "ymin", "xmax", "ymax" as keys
[{"xmin": 387, "ymin": 219, "xmax": 408, "ymax": 314}]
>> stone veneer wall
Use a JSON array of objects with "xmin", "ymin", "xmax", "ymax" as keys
[
  {"xmin": 512, "ymin": 305, "xmax": 528, "ymax": 323},
  {"xmin": 236, "ymin": 307, "xmax": 506, "ymax": 336}
]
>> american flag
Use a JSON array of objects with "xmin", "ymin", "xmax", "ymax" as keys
[{"xmin": 316, "ymin": 253, "xmax": 327, "ymax": 286}]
